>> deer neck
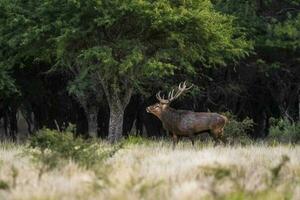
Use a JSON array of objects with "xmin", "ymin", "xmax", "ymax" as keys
[{"xmin": 161, "ymin": 106, "xmax": 179, "ymax": 122}]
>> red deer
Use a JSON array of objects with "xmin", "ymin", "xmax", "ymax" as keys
[{"xmin": 146, "ymin": 82, "xmax": 228, "ymax": 148}]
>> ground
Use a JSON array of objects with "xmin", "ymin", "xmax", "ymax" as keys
[{"xmin": 0, "ymin": 141, "xmax": 300, "ymax": 200}]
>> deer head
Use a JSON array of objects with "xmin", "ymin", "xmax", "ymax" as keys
[{"xmin": 146, "ymin": 81, "xmax": 193, "ymax": 118}]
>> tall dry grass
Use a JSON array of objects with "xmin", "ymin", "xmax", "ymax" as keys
[{"xmin": 0, "ymin": 141, "xmax": 300, "ymax": 200}]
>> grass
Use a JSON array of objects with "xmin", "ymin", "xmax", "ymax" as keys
[{"xmin": 0, "ymin": 140, "xmax": 300, "ymax": 200}]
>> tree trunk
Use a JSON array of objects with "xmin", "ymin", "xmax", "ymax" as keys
[
  {"xmin": 86, "ymin": 110, "xmax": 98, "ymax": 138},
  {"xmin": 298, "ymin": 92, "xmax": 300, "ymax": 122},
  {"xmin": 95, "ymin": 73, "xmax": 133, "ymax": 142},
  {"xmin": 6, "ymin": 109, "xmax": 17, "ymax": 141},
  {"xmin": 108, "ymin": 106, "xmax": 124, "ymax": 143}
]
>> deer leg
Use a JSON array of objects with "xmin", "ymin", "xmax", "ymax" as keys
[
  {"xmin": 215, "ymin": 128, "xmax": 227, "ymax": 146},
  {"xmin": 172, "ymin": 134, "xmax": 178, "ymax": 149},
  {"xmin": 209, "ymin": 131, "xmax": 220, "ymax": 146},
  {"xmin": 219, "ymin": 129, "xmax": 228, "ymax": 145},
  {"xmin": 211, "ymin": 129, "xmax": 227, "ymax": 146}
]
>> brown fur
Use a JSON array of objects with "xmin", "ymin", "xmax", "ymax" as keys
[{"xmin": 146, "ymin": 103, "xmax": 228, "ymax": 148}]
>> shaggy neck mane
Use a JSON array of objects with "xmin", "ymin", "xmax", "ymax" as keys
[{"xmin": 161, "ymin": 107, "xmax": 181, "ymax": 125}]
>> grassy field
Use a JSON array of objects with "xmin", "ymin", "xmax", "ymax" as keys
[{"xmin": 0, "ymin": 140, "xmax": 300, "ymax": 200}]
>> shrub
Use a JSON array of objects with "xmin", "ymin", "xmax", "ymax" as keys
[
  {"xmin": 0, "ymin": 180, "xmax": 9, "ymax": 190},
  {"xmin": 222, "ymin": 112, "xmax": 254, "ymax": 144},
  {"xmin": 268, "ymin": 118, "xmax": 300, "ymax": 143},
  {"xmin": 28, "ymin": 128, "xmax": 122, "ymax": 172}
]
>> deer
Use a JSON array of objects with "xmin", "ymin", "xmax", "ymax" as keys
[{"xmin": 146, "ymin": 81, "xmax": 228, "ymax": 148}]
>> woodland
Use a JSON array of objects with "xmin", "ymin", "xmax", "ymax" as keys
[
  {"xmin": 1, "ymin": 1, "xmax": 300, "ymax": 200},
  {"xmin": 0, "ymin": 0, "xmax": 299, "ymax": 142}
]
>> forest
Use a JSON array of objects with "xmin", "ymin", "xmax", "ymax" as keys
[
  {"xmin": 0, "ymin": 0, "xmax": 299, "ymax": 141},
  {"xmin": 0, "ymin": 0, "xmax": 300, "ymax": 199}
]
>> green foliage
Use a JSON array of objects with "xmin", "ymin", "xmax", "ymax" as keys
[
  {"xmin": 28, "ymin": 129, "xmax": 123, "ymax": 171},
  {"xmin": 0, "ymin": 180, "xmax": 9, "ymax": 190},
  {"xmin": 0, "ymin": 65, "xmax": 18, "ymax": 98},
  {"xmin": 223, "ymin": 112, "xmax": 254, "ymax": 144},
  {"xmin": 0, "ymin": 0, "xmax": 253, "ymax": 141},
  {"xmin": 268, "ymin": 118, "xmax": 300, "ymax": 143},
  {"xmin": 0, "ymin": 0, "xmax": 251, "ymax": 103},
  {"xmin": 265, "ymin": 13, "xmax": 300, "ymax": 50},
  {"xmin": 213, "ymin": 0, "xmax": 300, "ymax": 68}
]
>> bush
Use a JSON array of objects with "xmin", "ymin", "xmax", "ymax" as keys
[
  {"xmin": 222, "ymin": 112, "xmax": 254, "ymax": 144},
  {"xmin": 268, "ymin": 118, "xmax": 300, "ymax": 143},
  {"xmin": 28, "ymin": 128, "xmax": 122, "ymax": 172},
  {"xmin": 0, "ymin": 180, "xmax": 9, "ymax": 190}
]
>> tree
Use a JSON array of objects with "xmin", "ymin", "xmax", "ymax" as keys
[
  {"xmin": 0, "ymin": 1, "xmax": 18, "ymax": 99},
  {"xmin": 1, "ymin": 0, "xmax": 251, "ymax": 141},
  {"xmin": 211, "ymin": 0, "xmax": 300, "ymax": 136},
  {"xmin": 0, "ymin": 67, "xmax": 18, "ymax": 99}
]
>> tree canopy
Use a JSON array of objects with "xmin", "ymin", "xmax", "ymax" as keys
[{"xmin": 0, "ymin": 0, "xmax": 252, "ymax": 140}]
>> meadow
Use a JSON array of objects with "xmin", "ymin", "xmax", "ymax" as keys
[
  {"xmin": 1, "ymin": 1, "xmax": 299, "ymax": 199},
  {"xmin": 0, "ymin": 134, "xmax": 300, "ymax": 200}
]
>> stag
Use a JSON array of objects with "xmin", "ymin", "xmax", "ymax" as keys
[{"xmin": 146, "ymin": 82, "xmax": 228, "ymax": 148}]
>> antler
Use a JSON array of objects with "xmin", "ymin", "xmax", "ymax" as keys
[
  {"xmin": 156, "ymin": 81, "xmax": 193, "ymax": 104},
  {"xmin": 156, "ymin": 91, "xmax": 170, "ymax": 104}
]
